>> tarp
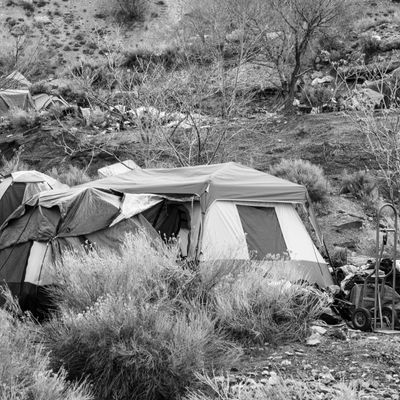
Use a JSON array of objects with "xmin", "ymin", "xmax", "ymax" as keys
[
  {"xmin": 98, "ymin": 160, "xmax": 141, "ymax": 178},
  {"xmin": 82, "ymin": 162, "xmax": 307, "ymax": 210}
]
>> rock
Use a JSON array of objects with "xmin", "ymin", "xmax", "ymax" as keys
[
  {"xmin": 335, "ymin": 219, "xmax": 363, "ymax": 231},
  {"xmin": 268, "ymin": 372, "xmax": 280, "ymax": 386},
  {"xmin": 306, "ymin": 332, "xmax": 322, "ymax": 346},
  {"xmin": 311, "ymin": 325, "xmax": 328, "ymax": 335}
]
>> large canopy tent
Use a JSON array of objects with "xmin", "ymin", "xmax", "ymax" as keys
[
  {"xmin": 82, "ymin": 162, "xmax": 333, "ymax": 287},
  {"xmin": 0, "ymin": 186, "xmax": 162, "ymax": 317},
  {"xmin": 0, "ymin": 170, "xmax": 68, "ymax": 227}
]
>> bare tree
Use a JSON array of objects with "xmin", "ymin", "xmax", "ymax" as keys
[{"xmin": 180, "ymin": 0, "xmax": 347, "ymax": 108}]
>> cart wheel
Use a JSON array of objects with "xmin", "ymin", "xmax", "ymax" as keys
[
  {"xmin": 382, "ymin": 306, "xmax": 399, "ymax": 329},
  {"xmin": 352, "ymin": 308, "xmax": 372, "ymax": 331}
]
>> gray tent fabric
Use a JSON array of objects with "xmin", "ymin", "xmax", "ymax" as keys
[
  {"xmin": 32, "ymin": 93, "xmax": 69, "ymax": 111},
  {"xmin": 0, "ymin": 89, "xmax": 35, "ymax": 115},
  {"xmin": 1, "ymin": 71, "xmax": 31, "ymax": 89},
  {"xmin": 82, "ymin": 162, "xmax": 308, "ymax": 210},
  {"xmin": 0, "ymin": 182, "xmax": 26, "ymax": 226},
  {"xmin": 237, "ymin": 205, "xmax": 287, "ymax": 260},
  {"xmin": 0, "ymin": 186, "xmax": 162, "ymax": 316}
]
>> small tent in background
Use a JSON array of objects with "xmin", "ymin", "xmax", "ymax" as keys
[
  {"xmin": 82, "ymin": 162, "xmax": 333, "ymax": 288},
  {"xmin": 98, "ymin": 159, "xmax": 141, "ymax": 178},
  {"xmin": 1, "ymin": 71, "xmax": 31, "ymax": 90},
  {"xmin": 0, "ymin": 89, "xmax": 36, "ymax": 116},
  {"xmin": 0, "ymin": 186, "xmax": 162, "ymax": 317},
  {"xmin": 32, "ymin": 93, "xmax": 69, "ymax": 112},
  {"xmin": 0, "ymin": 170, "xmax": 68, "ymax": 226}
]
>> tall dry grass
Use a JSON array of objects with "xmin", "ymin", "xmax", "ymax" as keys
[
  {"xmin": 42, "ymin": 233, "xmax": 241, "ymax": 400},
  {"xmin": 39, "ymin": 233, "xmax": 330, "ymax": 399}
]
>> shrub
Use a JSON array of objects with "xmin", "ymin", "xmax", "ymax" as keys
[
  {"xmin": 0, "ymin": 147, "xmax": 29, "ymax": 176},
  {"xmin": 300, "ymin": 84, "xmax": 333, "ymax": 107},
  {"xmin": 46, "ymin": 165, "xmax": 92, "ymax": 186},
  {"xmin": 270, "ymin": 159, "xmax": 330, "ymax": 202},
  {"xmin": 0, "ymin": 290, "xmax": 92, "ymax": 400},
  {"xmin": 206, "ymin": 261, "xmax": 330, "ymax": 344},
  {"xmin": 340, "ymin": 169, "xmax": 378, "ymax": 200},
  {"xmin": 42, "ymin": 233, "xmax": 240, "ymax": 400},
  {"xmin": 110, "ymin": 0, "xmax": 150, "ymax": 23},
  {"xmin": 7, "ymin": 108, "xmax": 40, "ymax": 129},
  {"xmin": 359, "ymin": 34, "xmax": 381, "ymax": 62}
]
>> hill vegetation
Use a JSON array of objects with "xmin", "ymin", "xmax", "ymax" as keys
[{"xmin": 2, "ymin": 0, "xmax": 400, "ymax": 398}]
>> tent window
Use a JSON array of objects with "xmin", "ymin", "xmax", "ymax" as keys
[{"xmin": 237, "ymin": 205, "xmax": 287, "ymax": 260}]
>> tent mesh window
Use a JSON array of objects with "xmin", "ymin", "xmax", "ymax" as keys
[{"xmin": 237, "ymin": 205, "xmax": 287, "ymax": 260}]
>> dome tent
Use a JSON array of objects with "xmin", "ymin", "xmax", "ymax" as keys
[
  {"xmin": 81, "ymin": 162, "xmax": 333, "ymax": 288},
  {"xmin": 0, "ymin": 170, "xmax": 68, "ymax": 227},
  {"xmin": 0, "ymin": 186, "xmax": 162, "ymax": 317}
]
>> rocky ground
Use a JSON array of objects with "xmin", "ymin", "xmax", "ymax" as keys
[{"xmin": 232, "ymin": 327, "xmax": 400, "ymax": 399}]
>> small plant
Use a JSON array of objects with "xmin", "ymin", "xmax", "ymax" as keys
[
  {"xmin": 340, "ymin": 170, "xmax": 378, "ymax": 200},
  {"xmin": 111, "ymin": 0, "xmax": 150, "ymax": 23},
  {"xmin": 8, "ymin": 108, "xmax": 40, "ymax": 129},
  {"xmin": 359, "ymin": 34, "xmax": 381, "ymax": 62},
  {"xmin": 46, "ymin": 165, "xmax": 92, "ymax": 186},
  {"xmin": 270, "ymin": 159, "xmax": 330, "ymax": 202},
  {"xmin": 20, "ymin": 0, "xmax": 34, "ymax": 12},
  {"xmin": 300, "ymin": 84, "xmax": 333, "ymax": 108},
  {"xmin": 0, "ymin": 147, "xmax": 29, "ymax": 177}
]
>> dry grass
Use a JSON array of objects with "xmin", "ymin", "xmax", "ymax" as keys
[
  {"xmin": 0, "ymin": 148, "xmax": 30, "ymax": 177},
  {"xmin": 46, "ymin": 165, "xmax": 92, "ymax": 186},
  {"xmin": 38, "ymin": 232, "xmax": 330, "ymax": 399},
  {"xmin": 270, "ymin": 158, "xmax": 330, "ymax": 203},
  {"xmin": 42, "ymin": 233, "xmax": 241, "ymax": 400}
]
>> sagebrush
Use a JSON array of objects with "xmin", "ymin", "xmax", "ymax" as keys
[
  {"xmin": 270, "ymin": 158, "xmax": 330, "ymax": 202},
  {"xmin": 41, "ymin": 233, "xmax": 329, "ymax": 399}
]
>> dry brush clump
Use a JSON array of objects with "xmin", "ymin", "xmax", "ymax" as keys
[
  {"xmin": 202, "ymin": 260, "xmax": 330, "ymax": 345},
  {"xmin": 270, "ymin": 159, "xmax": 330, "ymax": 203},
  {"xmin": 38, "ymin": 232, "xmax": 330, "ymax": 399},
  {"xmin": 41, "ymin": 233, "xmax": 241, "ymax": 400},
  {"xmin": 46, "ymin": 165, "xmax": 92, "ymax": 187}
]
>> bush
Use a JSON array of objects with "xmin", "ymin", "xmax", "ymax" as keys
[
  {"xmin": 300, "ymin": 84, "xmax": 333, "ymax": 107},
  {"xmin": 42, "ymin": 233, "xmax": 240, "ymax": 400},
  {"xmin": 40, "ymin": 233, "xmax": 330, "ymax": 399},
  {"xmin": 206, "ymin": 261, "xmax": 329, "ymax": 344},
  {"xmin": 7, "ymin": 108, "xmax": 40, "ymax": 129},
  {"xmin": 46, "ymin": 165, "xmax": 92, "ymax": 186},
  {"xmin": 340, "ymin": 170, "xmax": 378, "ymax": 200},
  {"xmin": 0, "ymin": 291, "xmax": 92, "ymax": 400},
  {"xmin": 0, "ymin": 147, "xmax": 30, "ymax": 176},
  {"xmin": 110, "ymin": 0, "xmax": 150, "ymax": 23},
  {"xmin": 270, "ymin": 159, "xmax": 330, "ymax": 202}
]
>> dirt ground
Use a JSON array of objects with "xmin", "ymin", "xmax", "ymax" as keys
[{"xmin": 232, "ymin": 328, "xmax": 400, "ymax": 399}]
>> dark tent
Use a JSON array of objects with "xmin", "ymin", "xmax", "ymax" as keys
[
  {"xmin": 0, "ymin": 186, "xmax": 161, "ymax": 317},
  {"xmin": 0, "ymin": 171, "xmax": 67, "ymax": 227}
]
